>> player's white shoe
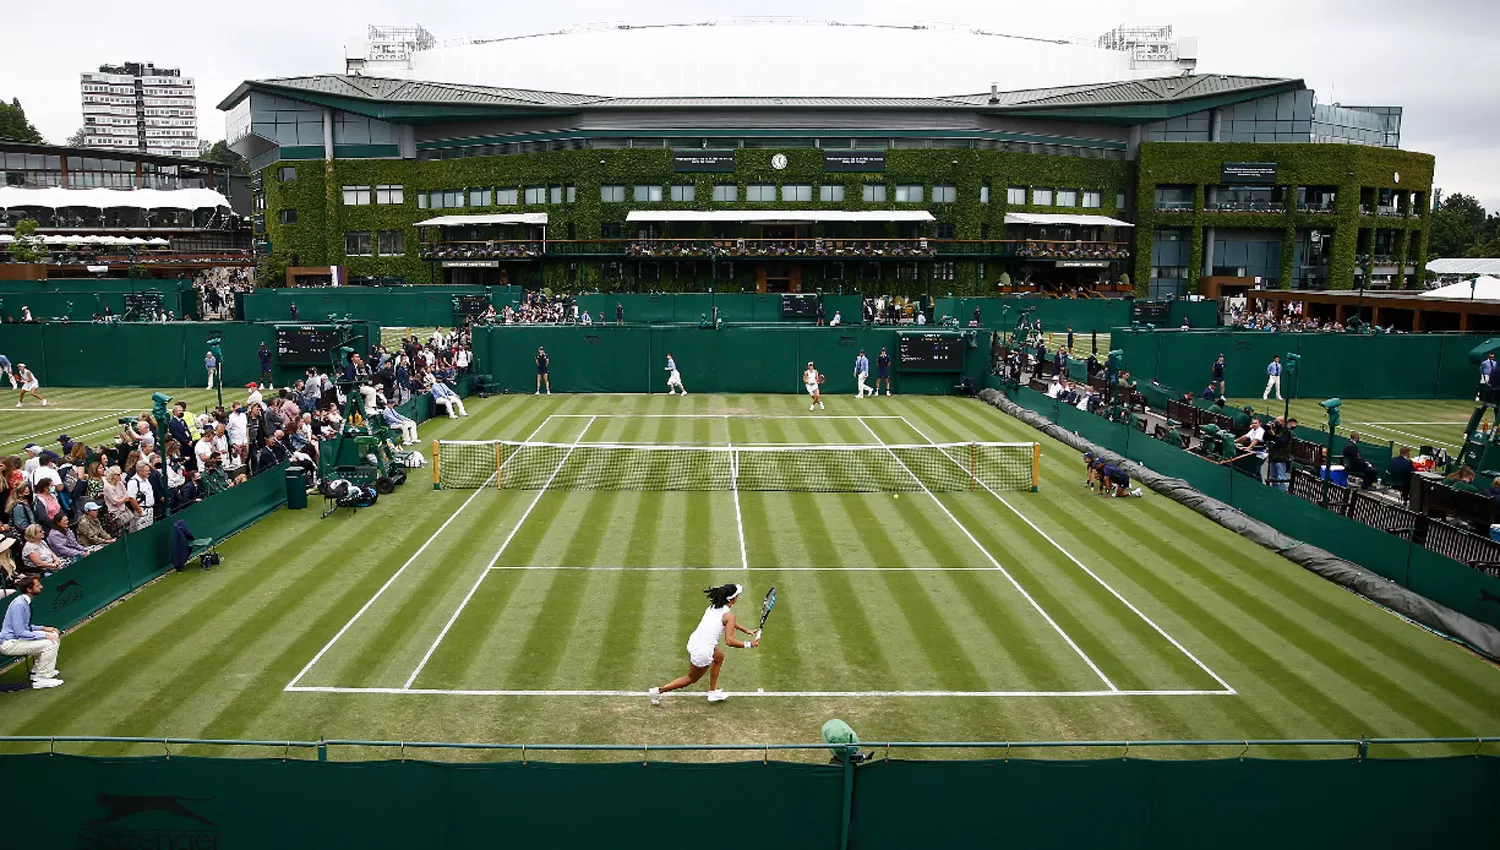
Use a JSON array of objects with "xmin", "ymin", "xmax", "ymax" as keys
[
  {"xmin": 1130, "ymin": 487, "xmax": 1143, "ymax": 497},
  {"xmin": 810, "ymin": 404, "xmax": 815, "ymax": 410},
  {"xmin": 648, "ymin": 687, "xmax": 661, "ymax": 706},
  {"xmin": 40, "ymin": 399, "xmax": 46, "ymax": 406},
  {"xmin": 885, "ymin": 391, "xmax": 891, "ymax": 396},
  {"xmin": 707, "ymin": 689, "xmax": 728, "ymax": 703},
  {"xmin": 818, "ymin": 402, "xmax": 825, "ymax": 409}
]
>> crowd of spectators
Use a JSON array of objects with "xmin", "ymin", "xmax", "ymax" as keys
[
  {"xmin": 194, "ymin": 266, "xmax": 254, "ymax": 320},
  {"xmin": 624, "ymin": 238, "xmax": 935, "ymax": 259},
  {"xmin": 1227, "ymin": 307, "xmax": 1401, "ymax": 334},
  {"xmin": 422, "ymin": 242, "xmax": 543, "ymax": 261},
  {"xmin": 476, "ymin": 291, "xmax": 577, "ymax": 325},
  {"xmin": 1015, "ymin": 241, "xmax": 1129, "ymax": 260}
]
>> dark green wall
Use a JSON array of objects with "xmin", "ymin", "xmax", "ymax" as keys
[
  {"xmin": 0, "ymin": 278, "xmax": 197, "ymax": 321},
  {"xmin": 240, "ymin": 285, "xmax": 520, "ymax": 326}
]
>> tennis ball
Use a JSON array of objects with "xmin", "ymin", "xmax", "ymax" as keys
[{"xmin": 893, "ymin": 494, "xmax": 899, "ymax": 500}]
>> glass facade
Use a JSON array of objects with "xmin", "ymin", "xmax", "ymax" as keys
[{"xmin": 1143, "ymin": 92, "xmax": 1401, "ymax": 148}]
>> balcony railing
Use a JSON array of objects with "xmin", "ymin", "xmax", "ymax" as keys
[
  {"xmin": 1154, "ymin": 200, "xmax": 1195, "ymax": 212},
  {"xmin": 1296, "ymin": 203, "xmax": 1338, "ymax": 214},
  {"xmin": 418, "ymin": 238, "xmax": 1133, "ymax": 261},
  {"xmin": 1376, "ymin": 205, "xmax": 1401, "ymax": 217},
  {"xmin": 1205, "ymin": 201, "xmax": 1287, "ymax": 214}
]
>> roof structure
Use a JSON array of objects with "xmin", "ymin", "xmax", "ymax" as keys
[
  {"xmin": 0, "ymin": 187, "xmax": 231, "ymax": 211},
  {"xmin": 413, "ymin": 213, "xmax": 550, "ymax": 226},
  {"xmin": 625, "ymin": 210, "xmax": 935, "ymax": 223},
  {"xmin": 220, "ymin": 72, "xmax": 1300, "ymax": 124},
  {"xmin": 1427, "ymin": 258, "xmax": 1500, "ymax": 276}
]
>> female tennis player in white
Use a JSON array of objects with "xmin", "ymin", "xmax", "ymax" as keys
[
  {"xmin": 15, "ymin": 363, "xmax": 45, "ymax": 407},
  {"xmin": 803, "ymin": 361, "xmax": 824, "ymax": 410},
  {"xmin": 665, "ymin": 353, "xmax": 686, "ymax": 395},
  {"xmin": 649, "ymin": 583, "xmax": 759, "ymax": 704}
]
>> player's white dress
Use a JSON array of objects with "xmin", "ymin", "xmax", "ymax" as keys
[
  {"xmin": 686, "ymin": 604, "xmax": 729, "ymax": 667},
  {"xmin": 666, "ymin": 358, "xmax": 684, "ymax": 390},
  {"xmin": 804, "ymin": 368, "xmax": 820, "ymax": 396},
  {"xmin": 18, "ymin": 368, "xmax": 38, "ymax": 391}
]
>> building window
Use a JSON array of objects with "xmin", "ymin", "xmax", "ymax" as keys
[
  {"xmin": 895, "ymin": 185, "xmax": 924, "ymax": 203},
  {"xmin": 934, "ymin": 262, "xmax": 955, "ymax": 281},
  {"xmin": 977, "ymin": 262, "xmax": 986, "ymax": 281},
  {"xmin": 1117, "ymin": 192, "xmax": 1127, "ymax": 209},
  {"xmin": 1056, "ymin": 190, "xmax": 1078, "ymax": 207},
  {"xmin": 713, "ymin": 184, "xmax": 737, "ymax": 202},
  {"xmin": 377, "ymin": 230, "xmax": 405, "ymax": 256},
  {"xmin": 935, "ymin": 223, "xmax": 956, "ymax": 239},
  {"xmin": 1007, "ymin": 186, "xmax": 1027, "ymax": 205},
  {"xmin": 525, "ymin": 185, "xmax": 547, "ymax": 204},
  {"xmin": 375, "ymin": 185, "xmax": 404, "ymax": 205},
  {"xmin": 278, "ymin": 209, "xmax": 297, "ymax": 224},
  {"xmin": 1033, "ymin": 189, "xmax": 1053, "ymax": 206},
  {"xmin": 825, "ymin": 263, "xmax": 844, "ymax": 281},
  {"xmin": 497, "ymin": 188, "xmax": 519, "ymax": 205},
  {"xmin": 470, "ymin": 189, "xmax": 492, "ymax": 207},
  {"xmin": 640, "ymin": 262, "xmax": 660, "ymax": 284},
  {"xmin": 277, "ymin": 166, "xmax": 296, "ymax": 182},
  {"xmin": 747, "ymin": 184, "xmax": 776, "ymax": 202},
  {"xmin": 862, "ymin": 184, "xmax": 887, "ymax": 202},
  {"xmin": 601, "ymin": 185, "xmax": 626, "ymax": 203},
  {"xmin": 1082, "ymin": 191, "xmax": 1102, "ymax": 209},
  {"xmin": 601, "ymin": 222, "xmax": 623, "ymax": 239},
  {"xmin": 980, "ymin": 184, "xmax": 990, "ymax": 204},
  {"xmin": 782, "ymin": 184, "xmax": 812, "ymax": 202},
  {"xmin": 342, "ymin": 185, "xmax": 371, "ymax": 206},
  {"xmin": 932, "ymin": 185, "xmax": 957, "ymax": 203},
  {"xmin": 603, "ymin": 261, "xmax": 623, "ymax": 280},
  {"xmin": 634, "ymin": 185, "xmax": 663, "ymax": 202},
  {"xmin": 344, "ymin": 231, "xmax": 372, "ymax": 256},
  {"xmin": 820, "ymin": 184, "xmax": 845, "ymax": 202},
  {"xmin": 670, "ymin": 184, "xmax": 696, "ymax": 202},
  {"xmin": 897, "ymin": 263, "xmax": 919, "ymax": 281}
]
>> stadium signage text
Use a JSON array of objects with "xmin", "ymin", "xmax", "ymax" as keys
[
  {"xmin": 1055, "ymin": 260, "xmax": 1109, "ymax": 268},
  {"xmin": 1220, "ymin": 162, "xmax": 1279, "ymax": 184},
  {"xmin": 441, "ymin": 261, "xmax": 500, "ymax": 268},
  {"xmin": 672, "ymin": 151, "xmax": 736, "ymax": 172},
  {"xmin": 824, "ymin": 152, "xmax": 886, "ymax": 172}
]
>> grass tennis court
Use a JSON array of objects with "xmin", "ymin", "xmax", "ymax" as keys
[
  {"xmin": 1227, "ymin": 397, "xmax": 1473, "ymax": 451},
  {"xmin": 0, "ymin": 391, "xmax": 1495, "ymax": 755}
]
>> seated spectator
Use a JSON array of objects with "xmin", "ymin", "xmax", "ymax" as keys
[
  {"xmin": 381, "ymin": 401, "xmax": 420, "ymax": 445},
  {"xmin": 30, "ymin": 478, "xmax": 62, "ymax": 530},
  {"xmin": 76, "ymin": 502, "xmax": 115, "ymax": 548},
  {"xmin": 173, "ymin": 468, "xmax": 202, "ymax": 511},
  {"xmin": 20, "ymin": 524, "xmax": 64, "ymax": 573},
  {"xmin": 1386, "ymin": 446, "xmax": 1415, "ymax": 500},
  {"xmin": 46, "ymin": 514, "xmax": 92, "ymax": 560},
  {"xmin": 431, "ymin": 380, "xmax": 468, "ymax": 418},
  {"xmin": 7, "ymin": 481, "xmax": 36, "ymax": 533},
  {"xmin": 1446, "ymin": 465, "xmax": 1477, "ymax": 485},
  {"xmin": 1199, "ymin": 384, "xmax": 1218, "ymax": 402},
  {"xmin": 1341, "ymin": 432, "xmax": 1378, "ymax": 488}
]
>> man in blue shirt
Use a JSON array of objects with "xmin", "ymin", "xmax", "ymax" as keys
[
  {"xmin": 0, "ymin": 575, "xmax": 63, "ymax": 688},
  {"xmin": 431, "ymin": 380, "xmax": 468, "ymax": 418},
  {"xmin": 1263, "ymin": 355, "xmax": 1283, "ymax": 400},
  {"xmin": 381, "ymin": 401, "xmax": 420, "ymax": 445},
  {"xmin": 1480, "ymin": 353, "xmax": 1497, "ymax": 401},
  {"xmin": 853, "ymin": 351, "xmax": 874, "ymax": 398}
]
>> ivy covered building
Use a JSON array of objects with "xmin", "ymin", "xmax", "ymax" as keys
[{"xmin": 219, "ymin": 71, "xmax": 1432, "ymax": 297}]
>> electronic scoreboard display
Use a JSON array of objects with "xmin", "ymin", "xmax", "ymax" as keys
[
  {"xmin": 452, "ymin": 294, "xmax": 490, "ymax": 319},
  {"xmin": 1131, "ymin": 300, "xmax": 1171, "ymax": 322},
  {"xmin": 898, "ymin": 333, "xmax": 965, "ymax": 372},
  {"xmin": 275, "ymin": 325, "xmax": 343, "ymax": 365},
  {"xmin": 781, "ymin": 293, "xmax": 820, "ymax": 318}
]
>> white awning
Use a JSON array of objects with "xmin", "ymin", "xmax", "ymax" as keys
[
  {"xmin": 625, "ymin": 210, "xmax": 935, "ymax": 223},
  {"xmin": 0, "ymin": 234, "xmax": 172, "ymax": 246},
  {"xmin": 1003, "ymin": 212, "xmax": 1134, "ymax": 227},
  {"xmin": 413, "ymin": 213, "xmax": 549, "ymax": 226},
  {"xmin": 1427, "ymin": 258, "xmax": 1500, "ymax": 276},
  {"xmin": 0, "ymin": 186, "xmax": 230, "ymax": 211},
  {"xmin": 1423, "ymin": 276, "xmax": 1500, "ymax": 300}
]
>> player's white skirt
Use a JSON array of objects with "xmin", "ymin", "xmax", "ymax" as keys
[
  {"xmin": 21, "ymin": 380, "xmax": 37, "ymax": 391},
  {"xmin": 667, "ymin": 370, "xmax": 683, "ymax": 388},
  {"xmin": 687, "ymin": 641, "xmax": 716, "ymax": 668},
  {"xmin": 805, "ymin": 382, "xmax": 819, "ymax": 395}
]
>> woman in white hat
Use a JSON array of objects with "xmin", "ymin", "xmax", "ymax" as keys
[
  {"xmin": 14, "ymin": 363, "xmax": 45, "ymax": 408},
  {"xmin": 648, "ymin": 583, "xmax": 759, "ymax": 705}
]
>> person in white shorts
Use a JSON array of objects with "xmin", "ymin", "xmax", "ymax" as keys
[
  {"xmin": 648, "ymin": 583, "xmax": 759, "ymax": 704},
  {"xmin": 853, "ymin": 350, "xmax": 875, "ymax": 398},
  {"xmin": 0, "ymin": 354, "xmax": 16, "ymax": 389},
  {"xmin": 14, "ymin": 363, "xmax": 45, "ymax": 408},
  {"xmin": 665, "ymin": 354, "xmax": 687, "ymax": 396},
  {"xmin": 804, "ymin": 361, "xmax": 824, "ymax": 410}
]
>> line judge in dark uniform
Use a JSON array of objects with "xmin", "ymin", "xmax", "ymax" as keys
[{"xmin": 535, "ymin": 347, "xmax": 551, "ymax": 395}]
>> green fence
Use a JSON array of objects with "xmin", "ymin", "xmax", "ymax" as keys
[
  {"xmin": 573, "ymin": 292, "xmax": 865, "ymax": 325},
  {"xmin": 932, "ymin": 296, "xmax": 1218, "ymax": 333},
  {"xmin": 1, "ymin": 320, "xmax": 377, "ymax": 388},
  {"xmin": 0, "ymin": 461, "xmax": 288, "ymax": 632},
  {"xmin": 1006, "ymin": 385, "xmax": 1500, "ymax": 630},
  {"xmin": 1115, "ymin": 329, "xmax": 1490, "ymax": 400},
  {"xmin": 477, "ymin": 325, "xmax": 987, "ymax": 396},
  {"xmin": 0, "ymin": 278, "xmax": 197, "ymax": 321},
  {"xmin": 0, "ymin": 742, "xmax": 1492, "ymax": 849},
  {"xmin": 239, "ymin": 285, "xmax": 521, "ymax": 326}
]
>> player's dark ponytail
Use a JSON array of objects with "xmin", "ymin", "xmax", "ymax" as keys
[{"xmin": 703, "ymin": 583, "xmax": 741, "ymax": 608}]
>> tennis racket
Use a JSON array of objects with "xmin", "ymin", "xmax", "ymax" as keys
[{"xmin": 756, "ymin": 586, "xmax": 777, "ymax": 639}]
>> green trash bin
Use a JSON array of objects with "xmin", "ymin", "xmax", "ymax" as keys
[{"xmin": 285, "ymin": 467, "xmax": 308, "ymax": 510}]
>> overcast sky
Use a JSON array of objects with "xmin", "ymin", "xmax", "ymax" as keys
[{"xmin": 5, "ymin": 0, "xmax": 1497, "ymax": 210}]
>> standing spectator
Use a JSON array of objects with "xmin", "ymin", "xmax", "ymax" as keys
[
  {"xmin": 257, "ymin": 342, "xmax": 273, "ymax": 388},
  {"xmin": 205, "ymin": 350, "xmax": 218, "ymax": 390},
  {"xmin": 14, "ymin": 363, "xmax": 45, "ymax": 408},
  {"xmin": 101, "ymin": 467, "xmax": 131, "ymax": 536},
  {"xmin": 972, "ymin": 307, "xmax": 982, "ymax": 327},
  {"xmin": 456, "ymin": 344, "xmax": 473, "ymax": 376},
  {"xmin": 125, "ymin": 462, "xmax": 156, "ymax": 531},
  {"xmin": 815, "ymin": 301, "xmax": 826, "ymax": 326},
  {"xmin": 1263, "ymin": 355, "xmax": 1283, "ymax": 400},
  {"xmin": 289, "ymin": 302, "xmax": 299, "ymax": 321},
  {"xmin": 616, "ymin": 303, "xmax": 625, "ymax": 325},
  {"xmin": 0, "ymin": 575, "xmax": 63, "ymax": 688},
  {"xmin": 1480, "ymin": 353, "xmax": 1498, "ymax": 401},
  {"xmin": 1034, "ymin": 339, "xmax": 1046, "ymax": 374},
  {"xmin": 1266, "ymin": 419, "xmax": 1293, "ymax": 491},
  {"xmin": 227, "ymin": 404, "xmax": 249, "ymax": 470},
  {"xmin": 1053, "ymin": 347, "xmax": 1066, "ymax": 378},
  {"xmin": 245, "ymin": 382, "xmax": 264, "ymax": 408},
  {"xmin": 1235, "ymin": 417, "xmax": 1268, "ymax": 481},
  {"xmin": 1211, "ymin": 355, "xmax": 1226, "ymax": 397},
  {"xmin": 1065, "ymin": 327, "xmax": 1075, "ymax": 353}
]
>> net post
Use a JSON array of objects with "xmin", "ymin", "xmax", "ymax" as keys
[
  {"xmin": 432, "ymin": 441, "xmax": 440, "ymax": 490},
  {"xmin": 495, "ymin": 442, "xmax": 504, "ymax": 490},
  {"xmin": 970, "ymin": 442, "xmax": 976, "ymax": 491},
  {"xmin": 1031, "ymin": 443, "xmax": 1040, "ymax": 492}
]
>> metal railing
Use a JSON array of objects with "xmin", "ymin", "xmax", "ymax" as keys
[{"xmin": 418, "ymin": 238, "xmax": 1133, "ymax": 261}]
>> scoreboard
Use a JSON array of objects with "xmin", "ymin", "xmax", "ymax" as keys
[
  {"xmin": 452, "ymin": 294, "xmax": 490, "ymax": 319},
  {"xmin": 275, "ymin": 325, "xmax": 343, "ymax": 365},
  {"xmin": 1131, "ymin": 300, "xmax": 1171, "ymax": 323},
  {"xmin": 898, "ymin": 333, "xmax": 966, "ymax": 372},
  {"xmin": 781, "ymin": 293, "xmax": 820, "ymax": 318}
]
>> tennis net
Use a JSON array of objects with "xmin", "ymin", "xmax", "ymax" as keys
[{"xmin": 432, "ymin": 440, "xmax": 1039, "ymax": 492}]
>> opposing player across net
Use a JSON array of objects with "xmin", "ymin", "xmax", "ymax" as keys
[{"xmin": 431, "ymin": 438, "xmax": 1041, "ymax": 492}]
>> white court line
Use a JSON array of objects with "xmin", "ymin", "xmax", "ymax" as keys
[
  {"xmin": 1354, "ymin": 422, "xmax": 1460, "ymax": 448},
  {"xmin": 726, "ymin": 416, "xmax": 749, "ymax": 571},
  {"xmin": 286, "ymin": 685, "xmax": 1230, "ymax": 698},
  {"xmin": 486, "ymin": 566, "xmax": 994, "ymax": 572},
  {"xmin": 401, "ymin": 416, "xmax": 597, "ymax": 690},
  {"xmin": 284, "ymin": 414, "xmax": 558, "ymax": 691},
  {"xmin": 0, "ymin": 411, "xmax": 133, "ymax": 449},
  {"xmin": 546, "ymin": 414, "xmax": 902, "ymax": 419},
  {"xmin": 1354, "ymin": 421, "xmax": 1468, "ymax": 426},
  {"xmin": 856, "ymin": 416, "xmax": 1118, "ymax": 692},
  {"xmin": 900, "ymin": 414, "xmax": 1236, "ymax": 695}
]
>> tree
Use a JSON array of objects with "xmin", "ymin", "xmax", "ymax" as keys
[
  {"xmin": 9, "ymin": 219, "xmax": 47, "ymax": 263},
  {"xmin": 66, "ymin": 127, "xmax": 86, "ymax": 147},
  {"xmin": 1427, "ymin": 193, "xmax": 1488, "ymax": 258},
  {"xmin": 201, "ymin": 139, "xmax": 250, "ymax": 175},
  {"xmin": 0, "ymin": 98, "xmax": 44, "ymax": 143}
]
